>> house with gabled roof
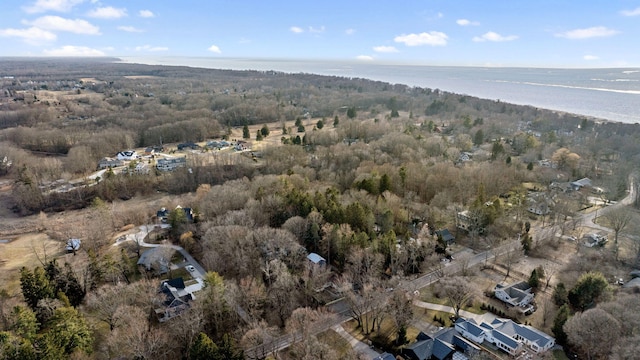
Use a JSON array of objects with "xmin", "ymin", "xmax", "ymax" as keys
[
  {"xmin": 456, "ymin": 317, "xmax": 555, "ymax": 355},
  {"xmin": 454, "ymin": 318, "xmax": 484, "ymax": 344},
  {"xmin": 156, "ymin": 157, "xmax": 186, "ymax": 171},
  {"xmin": 116, "ymin": 150, "xmax": 138, "ymax": 161},
  {"xmin": 494, "ymin": 281, "xmax": 534, "ymax": 307},
  {"xmin": 98, "ymin": 157, "xmax": 124, "ymax": 169},
  {"xmin": 435, "ymin": 229, "xmax": 455, "ymax": 245},
  {"xmin": 402, "ymin": 328, "xmax": 480, "ymax": 360}
]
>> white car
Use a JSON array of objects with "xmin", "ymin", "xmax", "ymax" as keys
[{"xmin": 186, "ymin": 265, "xmax": 196, "ymax": 272}]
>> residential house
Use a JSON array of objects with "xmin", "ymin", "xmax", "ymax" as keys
[
  {"xmin": 98, "ymin": 157, "xmax": 124, "ymax": 169},
  {"xmin": 403, "ymin": 329, "xmax": 480, "ymax": 360},
  {"xmin": 235, "ymin": 141, "xmax": 250, "ymax": 151},
  {"xmin": 373, "ymin": 353, "xmax": 396, "ymax": 360},
  {"xmin": 469, "ymin": 318, "xmax": 555, "ymax": 354},
  {"xmin": 454, "ymin": 318, "xmax": 485, "ymax": 344},
  {"xmin": 435, "ymin": 229, "xmax": 455, "ymax": 245},
  {"xmin": 527, "ymin": 192, "xmax": 554, "ymax": 215},
  {"xmin": 570, "ymin": 178, "xmax": 592, "ymax": 191},
  {"xmin": 177, "ymin": 142, "xmax": 200, "ymax": 150},
  {"xmin": 456, "ymin": 210, "xmax": 473, "ymax": 232},
  {"xmin": 137, "ymin": 247, "xmax": 170, "ymax": 275},
  {"xmin": 157, "ymin": 205, "xmax": 194, "ymax": 223},
  {"xmin": 156, "ymin": 207, "xmax": 170, "ymax": 223},
  {"xmin": 133, "ymin": 162, "xmax": 149, "ymax": 174},
  {"xmin": 480, "ymin": 322, "xmax": 522, "ymax": 356},
  {"xmin": 494, "ymin": 282, "xmax": 534, "ymax": 307},
  {"xmin": 156, "ymin": 277, "xmax": 193, "ymax": 322},
  {"xmin": 583, "ymin": 233, "xmax": 608, "ymax": 247},
  {"xmin": 307, "ymin": 253, "xmax": 327, "ymax": 266},
  {"xmin": 156, "ymin": 157, "xmax": 187, "ymax": 171},
  {"xmin": 116, "ymin": 150, "xmax": 138, "ymax": 161}
]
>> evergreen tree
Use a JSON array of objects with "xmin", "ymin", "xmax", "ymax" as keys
[
  {"xmin": 552, "ymin": 304, "xmax": 570, "ymax": 345},
  {"xmin": 44, "ymin": 307, "xmax": 93, "ymax": 355},
  {"xmin": 333, "ymin": 115, "xmax": 339, "ymax": 127},
  {"xmin": 528, "ymin": 268, "xmax": 540, "ymax": 289},
  {"xmin": 568, "ymin": 271, "xmax": 610, "ymax": 311},
  {"xmin": 260, "ymin": 124, "xmax": 270, "ymax": 137},
  {"xmin": 256, "ymin": 130, "xmax": 263, "ymax": 141},
  {"xmin": 19, "ymin": 267, "xmax": 54, "ymax": 311},
  {"xmin": 473, "ymin": 129, "xmax": 484, "ymax": 146},
  {"xmin": 553, "ymin": 283, "xmax": 568, "ymax": 306},
  {"xmin": 316, "ymin": 119, "xmax": 324, "ymax": 129},
  {"xmin": 189, "ymin": 332, "xmax": 220, "ymax": 360},
  {"xmin": 242, "ymin": 124, "xmax": 250, "ymax": 139},
  {"xmin": 347, "ymin": 106, "xmax": 357, "ymax": 119},
  {"xmin": 379, "ymin": 174, "xmax": 391, "ymax": 194}
]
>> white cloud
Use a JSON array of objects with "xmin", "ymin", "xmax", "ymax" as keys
[
  {"xmin": 356, "ymin": 55, "xmax": 374, "ymax": 61},
  {"xmin": 373, "ymin": 45, "xmax": 398, "ymax": 53},
  {"xmin": 87, "ymin": 6, "xmax": 127, "ymax": 19},
  {"xmin": 290, "ymin": 26, "xmax": 304, "ymax": 33},
  {"xmin": 43, "ymin": 45, "xmax": 105, "ymax": 56},
  {"xmin": 472, "ymin": 31, "xmax": 518, "ymax": 42},
  {"xmin": 23, "ymin": 0, "xmax": 85, "ymax": 14},
  {"xmin": 208, "ymin": 45, "xmax": 221, "ymax": 54},
  {"xmin": 345, "ymin": 28, "xmax": 355, "ymax": 35},
  {"xmin": 394, "ymin": 31, "xmax": 448, "ymax": 46},
  {"xmin": 24, "ymin": 16, "xmax": 100, "ymax": 35},
  {"xmin": 583, "ymin": 55, "xmax": 599, "ymax": 60},
  {"xmin": 309, "ymin": 26, "xmax": 325, "ymax": 33},
  {"xmin": 456, "ymin": 19, "xmax": 480, "ymax": 26},
  {"xmin": 117, "ymin": 26, "xmax": 144, "ymax": 33},
  {"xmin": 555, "ymin": 26, "xmax": 618, "ymax": 39},
  {"xmin": 0, "ymin": 27, "xmax": 57, "ymax": 45},
  {"xmin": 139, "ymin": 10, "xmax": 155, "ymax": 18},
  {"xmin": 621, "ymin": 7, "xmax": 640, "ymax": 16},
  {"xmin": 135, "ymin": 45, "xmax": 168, "ymax": 52}
]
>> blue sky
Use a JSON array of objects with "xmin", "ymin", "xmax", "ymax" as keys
[{"xmin": 1, "ymin": 0, "xmax": 640, "ymax": 67}]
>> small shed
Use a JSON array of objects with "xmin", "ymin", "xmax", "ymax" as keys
[{"xmin": 307, "ymin": 253, "xmax": 326, "ymax": 266}]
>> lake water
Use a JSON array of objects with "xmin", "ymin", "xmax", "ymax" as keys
[{"xmin": 120, "ymin": 57, "xmax": 640, "ymax": 124}]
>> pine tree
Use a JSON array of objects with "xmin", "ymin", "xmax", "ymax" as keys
[{"xmin": 242, "ymin": 124, "xmax": 250, "ymax": 139}]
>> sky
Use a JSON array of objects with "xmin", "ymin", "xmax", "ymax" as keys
[{"xmin": 1, "ymin": 0, "xmax": 640, "ymax": 68}]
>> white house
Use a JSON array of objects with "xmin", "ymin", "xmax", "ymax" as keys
[
  {"xmin": 479, "ymin": 318, "xmax": 555, "ymax": 354},
  {"xmin": 116, "ymin": 150, "xmax": 138, "ymax": 161},
  {"xmin": 480, "ymin": 322, "xmax": 523, "ymax": 356},
  {"xmin": 494, "ymin": 282, "xmax": 534, "ymax": 307},
  {"xmin": 454, "ymin": 318, "xmax": 485, "ymax": 344}
]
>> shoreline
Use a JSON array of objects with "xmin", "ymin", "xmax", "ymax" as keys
[{"xmin": 115, "ymin": 57, "xmax": 640, "ymax": 126}]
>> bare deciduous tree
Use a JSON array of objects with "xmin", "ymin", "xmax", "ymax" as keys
[
  {"xmin": 564, "ymin": 308, "xmax": 621, "ymax": 360},
  {"xmin": 602, "ymin": 207, "xmax": 632, "ymax": 261},
  {"xmin": 440, "ymin": 277, "xmax": 474, "ymax": 318}
]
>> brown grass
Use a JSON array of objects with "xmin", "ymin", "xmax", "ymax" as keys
[{"xmin": 0, "ymin": 233, "xmax": 62, "ymax": 294}]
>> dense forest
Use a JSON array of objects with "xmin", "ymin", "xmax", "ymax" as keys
[{"xmin": 1, "ymin": 58, "xmax": 639, "ymax": 360}]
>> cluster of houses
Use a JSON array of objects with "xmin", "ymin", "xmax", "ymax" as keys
[
  {"xmin": 401, "ymin": 280, "xmax": 553, "ymax": 360},
  {"xmin": 98, "ymin": 149, "xmax": 187, "ymax": 173}
]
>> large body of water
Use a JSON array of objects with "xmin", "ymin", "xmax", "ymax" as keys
[{"xmin": 121, "ymin": 57, "xmax": 640, "ymax": 124}]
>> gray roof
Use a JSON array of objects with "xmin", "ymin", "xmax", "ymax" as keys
[
  {"xmin": 492, "ymin": 330, "xmax": 520, "ymax": 349},
  {"xmin": 456, "ymin": 318, "xmax": 485, "ymax": 337},
  {"xmin": 404, "ymin": 339, "xmax": 434, "ymax": 360},
  {"xmin": 432, "ymin": 338, "xmax": 455, "ymax": 360}
]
